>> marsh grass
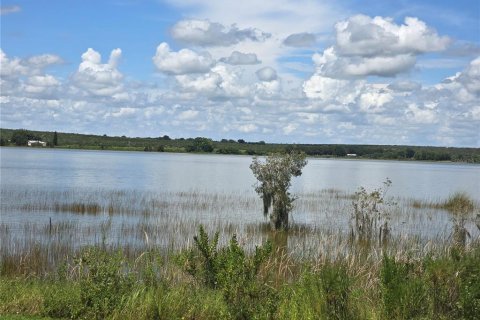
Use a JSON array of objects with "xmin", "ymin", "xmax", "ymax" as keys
[
  {"xmin": 1, "ymin": 185, "xmax": 480, "ymax": 319},
  {"xmin": 411, "ymin": 192, "xmax": 476, "ymax": 214}
]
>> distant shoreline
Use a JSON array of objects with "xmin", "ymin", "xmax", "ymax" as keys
[{"xmin": 1, "ymin": 128, "xmax": 479, "ymax": 163}]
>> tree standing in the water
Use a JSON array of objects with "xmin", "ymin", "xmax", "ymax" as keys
[{"xmin": 250, "ymin": 151, "xmax": 307, "ymax": 230}]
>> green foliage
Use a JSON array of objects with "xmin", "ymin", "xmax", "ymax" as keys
[
  {"xmin": 10, "ymin": 129, "xmax": 41, "ymax": 146},
  {"xmin": 424, "ymin": 256, "xmax": 461, "ymax": 318},
  {"xmin": 381, "ymin": 255, "xmax": 428, "ymax": 319},
  {"xmin": 276, "ymin": 265, "xmax": 356, "ymax": 320},
  {"xmin": 456, "ymin": 248, "xmax": 480, "ymax": 319},
  {"xmin": 350, "ymin": 178, "xmax": 393, "ymax": 245},
  {"xmin": 42, "ymin": 282, "xmax": 81, "ymax": 319},
  {"xmin": 2, "ymin": 128, "xmax": 479, "ymax": 162},
  {"xmin": 250, "ymin": 151, "xmax": 307, "ymax": 230},
  {"xmin": 187, "ymin": 137, "xmax": 214, "ymax": 152},
  {"xmin": 155, "ymin": 286, "xmax": 229, "ymax": 320},
  {"xmin": 1, "ymin": 243, "xmax": 480, "ymax": 320},
  {"xmin": 319, "ymin": 264, "xmax": 355, "ymax": 320},
  {"xmin": 76, "ymin": 247, "xmax": 135, "ymax": 319},
  {"xmin": 184, "ymin": 225, "xmax": 275, "ymax": 319},
  {"xmin": 52, "ymin": 131, "xmax": 58, "ymax": 146}
]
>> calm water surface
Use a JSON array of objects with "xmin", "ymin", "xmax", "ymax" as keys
[
  {"xmin": 1, "ymin": 147, "xmax": 479, "ymax": 199},
  {"xmin": 1, "ymin": 147, "xmax": 479, "ymax": 251}
]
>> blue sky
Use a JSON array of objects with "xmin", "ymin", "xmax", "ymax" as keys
[{"xmin": 1, "ymin": 0, "xmax": 479, "ymax": 146}]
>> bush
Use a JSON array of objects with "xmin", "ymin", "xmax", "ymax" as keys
[
  {"xmin": 43, "ymin": 282, "xmax": 81, "ymax": 318},
  {"xmin": 76, "ymin": 247, "xmax": 135, "ymax": 319},
  {"xmin": 184, "ymin": 225, "xmax": 276, "ymax": 319}
]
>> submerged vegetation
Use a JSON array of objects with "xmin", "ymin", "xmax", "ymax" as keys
[{"xmin": 2, "ymin": 127, "xmax": 480, "ymax": 162}]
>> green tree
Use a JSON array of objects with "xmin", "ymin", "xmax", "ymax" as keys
[
  {"xmin": 10, "ymin": 129, "xmax": 40, "ymax": 146},
  {"xmin": 53, "ymin": 131, "xmax": 58, "ymax": 146},
  {"xmin": 250, "ymin": 151, "xmax": 307, "ymax": 230},
  {"xmin": 187, "ymin": 137, "xmax": 214, "ymax": 152}
]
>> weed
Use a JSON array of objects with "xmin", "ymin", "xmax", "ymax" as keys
[
  {"xmin": 184, "ymin": 225, "xmax": 275, "ymax": 319},
  {"xmin": 350, "ymin": 178, "xmax": 394, "ymax": 245},
  {"xmin": 76, "ymin": 247, "xmax": 135, "ymax": 319},
  {"xmin": 381, "ymin": 255, "xmax": 428, "ymax": 319}
]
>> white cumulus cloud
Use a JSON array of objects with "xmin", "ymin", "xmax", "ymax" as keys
[
  {"xmin": 310, "ymin": 15, "xmax": 450, "ymax": 79},
  {"xmin": 72, "ymin": 48, "xmax": 124, "ymax": 97},
  {"xmin": 171, "ymin": 19, "xmax": 270, "ymax": 47},
  {"xmin": 152, "ymin": 42, "xmax": 214, "ymax": 74}
]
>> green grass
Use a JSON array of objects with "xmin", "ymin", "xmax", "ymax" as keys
[
  {"xmin": 1, "ymin": 233, "xmax": 479, "ymax": 320},
  {"xmin": 0, "ymin": 316, "xmax": 49, "ymax": 319}
]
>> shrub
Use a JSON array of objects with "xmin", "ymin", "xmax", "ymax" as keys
[
  {"xmin": 43, "ymin": 282, "xmax": 82, "ymax": 318},
  {"xmin": 184, "ymin": 225, "xmax": 276, "ymax": 319},
  {"xmin": 76, "ymin": 247, "xmax": 135, "ymax": 319}
]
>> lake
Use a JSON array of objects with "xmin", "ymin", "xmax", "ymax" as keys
[
  {"xmin": 1, "ymin": 147, "xmax": 479, "ymax": 258},
  {"xmin": 1, "ymin": 147, "xmax": 479, "ymax": 198}
]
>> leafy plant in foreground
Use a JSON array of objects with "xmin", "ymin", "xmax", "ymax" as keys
[
  {"xmin": 76, "ymin": 247, "xmax": 135, "ymax": 319},
  {"xmin": 184, "ymin": 225, "xmax": 276, "ymax": 319}
]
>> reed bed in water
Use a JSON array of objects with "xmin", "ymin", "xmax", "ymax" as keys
[
  {"xmin": 1, "ymin": 186, "xmax": 479, "ymax": 275},
  {"xmin": 1, "ymin": 187, "xmax": 480, "ymax": 319}
]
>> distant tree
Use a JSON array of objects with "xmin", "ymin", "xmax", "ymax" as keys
[
  {"xmin": 11, "ymin": 129, "xmax": 39, "ymax": 146},
  {"xmin": 162, "ymin": 135, "xmax": 171, "ymax": 140},
  {"xmin": 157, "ymin": 145, "xmax": 165, "ymax": 152},
  {"xmin": 250, "ymin": 151, "xmax": 307, "ymax": 230},
  {"xmin": 333, "ymin": 145, "xmax": 346, "ymax": 157},
  {"xmin": 0, "ymin": 138, "xmax": 5, "ymax": 146},
  {"xmin": 187, "ymin": 137, "xmax": 214, "ymax": 152},
  {"xmin": 53, "ymin": 131, "xmax": 58, "ymax": 146},
  {"xmin": 405, "ymin": 148, "xmax": 415, "ymax": 158},
  {"xmin": 238, "ymin": 139, "xmax": 246, "ymax": 144}
]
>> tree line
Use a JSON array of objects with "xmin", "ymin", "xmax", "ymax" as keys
[{"xmin": 1, "ymin": 128, "xmax": 479, "ymax": 163}]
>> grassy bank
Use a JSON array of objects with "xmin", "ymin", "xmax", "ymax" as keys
[{"xmin": 1, "ymin": 230, "xmax": 479, "ymax": 320}]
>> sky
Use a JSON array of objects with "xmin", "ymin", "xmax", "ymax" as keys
[{"xmin": 1, "ymin": 0, "xmax": 479, "ymax": 147}]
